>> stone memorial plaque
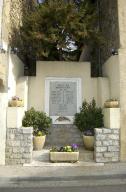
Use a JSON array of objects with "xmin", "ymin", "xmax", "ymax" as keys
[{"xmin": 49, "ymin": 81, "xmax": 77, "ymax": 116}]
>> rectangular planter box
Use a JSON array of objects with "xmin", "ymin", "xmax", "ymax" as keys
[{"xmin": 50, "ymin": 152, "xmax": 79, "ymax": 162}]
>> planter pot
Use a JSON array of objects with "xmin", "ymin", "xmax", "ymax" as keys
[
  {"xmin": 33, "ymin": 135, "xmax": 46, "ymax": 151},
  {"xmin": 9, "ymin": 100, "xmax": 24, "ymax": 107},
  {"xmin": 83, "ymin": 135, "xmax": 94, "ymax": 151},
  {"xmin": 50, "ymin": 152, "xmax": 79, "ymax": 162},
  {"xmin": 104, "ymin": 101, "xmax": 119, "ymax": 108}
]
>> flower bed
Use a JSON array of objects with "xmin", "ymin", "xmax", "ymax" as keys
[{"xmin": 49, "ymin": 144, "xmax": 79, "ymax": 163}]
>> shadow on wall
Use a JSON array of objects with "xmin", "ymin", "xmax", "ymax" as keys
[
  {"xmin": 11, "ymin": 54, "xmax": 24, "ymax": 81},
  {"xmin": 8, "ymin": 54, "xmax": 24, "ymax": 99},
  {"xmin": 0, "ymin": 79, "xmax": 5, "ymax": 92}
]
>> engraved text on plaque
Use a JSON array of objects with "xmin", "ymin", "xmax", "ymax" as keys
[{"xmin": 49, "ymin": 81, "xmax": 77, "ymax": 116}]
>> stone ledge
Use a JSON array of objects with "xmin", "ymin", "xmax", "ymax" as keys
[{"xmin": 21, "ymin": 127, "xmax": 33, "ymax": 134}]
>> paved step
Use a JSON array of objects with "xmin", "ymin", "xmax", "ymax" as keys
[
  {"xmin": 33, "ymin": 150, "xmax": 49, "ymax": 162},
  {"xmin": 32, "ymin": 148, "xmax": 94, "ymax": 165},
  {"xmin": 1, "ymin": 175, "xmax": 126, "ymax": 188}
]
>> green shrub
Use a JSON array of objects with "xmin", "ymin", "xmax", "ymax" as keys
[
  {"xmin": 74, "ymin": 99, "xmax": 103, "ymax": 135},
  {"xmin": 22, "ymin": 107, "xmax": 52, "ymax": 136}
]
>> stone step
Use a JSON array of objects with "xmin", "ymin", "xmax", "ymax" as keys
[
  {"xmin": 33, "ymin": 150, "xmax": 49, "ymax": 162},
  {"xmin": 32, "ymin": 148, "xmax": 94, "ymax": 163}
]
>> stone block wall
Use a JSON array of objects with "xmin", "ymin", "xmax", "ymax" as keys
[
  {"xmin": 95, "ymin": 128, "xmax": 120, "ymax": 163},
  {"xmin": 6, "ymin": 127, "xmax": 33, "ymax": 165},
  {"xmin": 46, "ymin": 124, "xmax": 83, "ymax": 147}
]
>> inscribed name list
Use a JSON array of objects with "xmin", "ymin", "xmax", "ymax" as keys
[{"xmin": 49, "ymin": 81, "xmax": 77, "ymax": 116}]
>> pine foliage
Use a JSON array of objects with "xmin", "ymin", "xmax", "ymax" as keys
[{"xmin": 11, "ymin": 0, "xmax": 101, "ymax": 61}]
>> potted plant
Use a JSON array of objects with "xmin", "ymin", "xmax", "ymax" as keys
[
  {"xmin": 50, "ymin": 144, "xmax": 79, "ymax": 162},
  {"xmin": 104, "ymin": 99, "xmax": 119, "ymax": 108},
  {"xmin": 8, "ymin": 96, "xmax": 24, "ymax": 107},
  {"xmin": 22, "ymin": 107, "xmax": 52, "ymax": 150},
  {"xmin": 74, "ymin": 99, "xmax": 103, "ymax": 151}
]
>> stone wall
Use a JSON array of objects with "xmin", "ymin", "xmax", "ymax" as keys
[
  {"xmin": 95, "ymin": 128, "xmax": 120, "ymax": 163},
  {"xmin": 6, "ymin": 127, "xmax": 33, "ymax": 165},
  {"xmin": 99, "ymin": 0, "xmax": 119, "ymax": 64},
  {"xmin": 46, "ymin": 124, "xmax": 83, "ymax": 147}
]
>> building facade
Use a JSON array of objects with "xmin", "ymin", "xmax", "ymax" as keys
[{"xmin": 0, "ymin": 0, "xmax": 126, "ymax": 164}]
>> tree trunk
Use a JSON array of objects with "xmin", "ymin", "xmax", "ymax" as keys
[{"xmin": 79, "ymin": 44, "xmax": 91, "ymax": 62}]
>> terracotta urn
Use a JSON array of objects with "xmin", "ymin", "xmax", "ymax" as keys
[
  {"xmin": 33, "ymin": 135, "xmax": 46, "ymax": 151},
  {"xmin": 104, "ymin": 100, "xmax": 119, "ymax": 108},
  {"xmin": 83, "ymin": 135, "xmax": 94, "ymax": 151},
  {"xmin": 9, "ymin": 100, "xmax": 24, "ymax": 107}
]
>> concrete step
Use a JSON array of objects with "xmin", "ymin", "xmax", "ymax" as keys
[
  {"xmin": 32, "ymin": 148, "xmax": 94, "ymax": 164},
  {"xmin": 33, "ymin": 150, "xmax": 49, "ymax": 162}
]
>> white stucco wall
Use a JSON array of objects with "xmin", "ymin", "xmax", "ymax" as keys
[
  {"xmin": 97, "ymin": 77, "xmax": 110, "ymax": 107},
  {"xmin": 0, "ymin": 93, "xmax": 7, "ymax": 165},
  {"xmin": 0, "ymin": 0, "xmax": 3, "ymax": 43},
  {"xmin": 103, "ymin": 55, "xmax": 120, "ymax": 99},
  {"xmin": 16, "ymin": 77, "xmax": 28, "ymax": 110},
  {"xmin": 118, "ymin": 0, "xmax": 126, "ymax": 49},
  {"xmin": 28, "ymin": 61, "xmax": 109, "ymax": 112},
  {"xmin": 0, "ymin": 53, "xmax": 8, "ymax": 90},
  {"xmin": 0, "ymin": 53, "xmax": 24, "ymax": 165},
  {"xmin": 8, "ymin": 54, "xmax": 24, "ymax": 100}
]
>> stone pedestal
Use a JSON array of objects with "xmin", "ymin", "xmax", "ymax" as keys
[
  {"xmin": 103, "ymin": 108, "xmax": 120, "ymax": 128},
  {"xmin": 95, "ymin": 128, "xmax": 120, "ymax": 163},
  {"xmin": 6, "ymin": 127, "xmax": 33, "ymax": 165},
  {"xmin": 7, "ymin": 107, "xmax": 25, "ymax": 128}
]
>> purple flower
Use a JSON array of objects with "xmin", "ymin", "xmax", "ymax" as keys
[
  {"xmin": 12, "ymin": 96, "xmax": 19, "ymax": 100},
  {"xmin": 71, "ymin": 143, "xmax": 78, "ymax": 149}
]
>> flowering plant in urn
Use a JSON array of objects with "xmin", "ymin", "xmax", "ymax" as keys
[
  {"xmin": 50, "ymin": 144, "xmax": 79, "ymax": 162},
  {"xmin": 50, "ymin": 144, "xmax": 79, "ymax": 152},
  {"xmin": 8, "ymin": 96, "xmax": 24, "ymax": 107},
  {"xmin": 104, "ymin": 98, "xmax": 119, "ymax": 108}
]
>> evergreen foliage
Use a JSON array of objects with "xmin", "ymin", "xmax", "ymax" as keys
[
  {"xmin": 74, "ymin": 99, "xmax": 103, "ymax": 135},
  {"xmin": 11, "ymin": 0, "xmax": 102, "ymax": 62},
  {"xmin": 22, "ymin": 107, "xmax": 52, "ymax": 136}
]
